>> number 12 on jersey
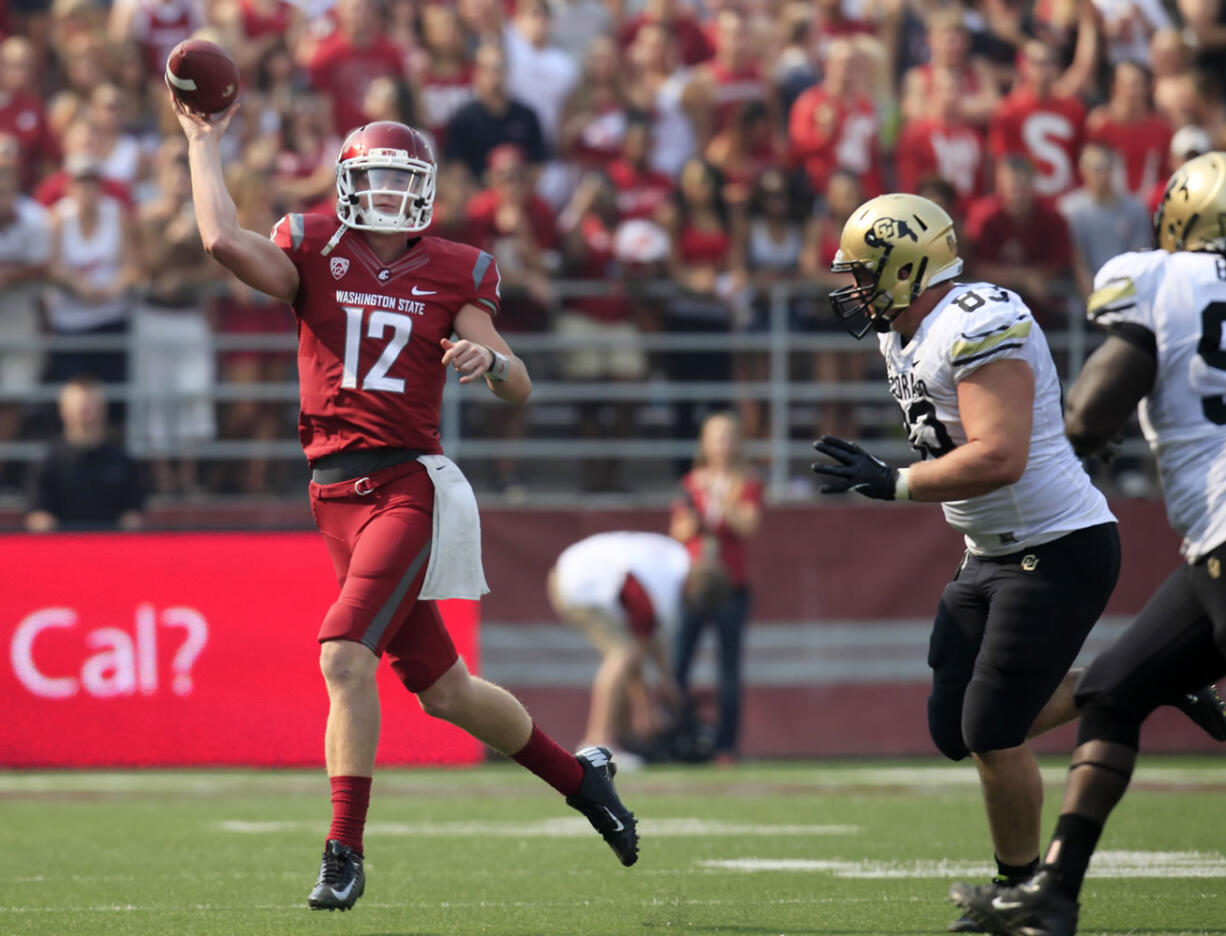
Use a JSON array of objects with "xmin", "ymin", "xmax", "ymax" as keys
[{"xmin": 341, "ymin": 305, "xmax": 413, "ymax": 393}]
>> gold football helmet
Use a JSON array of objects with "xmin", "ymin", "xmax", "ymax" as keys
[
  {"xmin": 1154, "ymin": 151, "xmax": 1226, "ymax": 254},
  {"xmin": 829, "ymin": 193, "xmax": 963, "ymax": 338}
]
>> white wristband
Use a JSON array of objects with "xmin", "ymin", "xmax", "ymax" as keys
[
  {"xmin": 484, "ymin": 346, "xmax": 510, "ymax": 382},
  {"xmin": 894, "ymin": 467, "xmax": 911, "ymax": 501}
]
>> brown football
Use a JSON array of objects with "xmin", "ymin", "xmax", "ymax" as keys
[{"xmin": 165, "ymin": 39, "xmax": 239, "ymax": 116}]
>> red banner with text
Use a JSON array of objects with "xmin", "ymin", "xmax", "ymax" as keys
[{"xmin": 0, "ymin": 533, "xmax": 482, "ymax": 768}]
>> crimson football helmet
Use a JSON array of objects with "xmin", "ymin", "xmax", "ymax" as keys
[{"xmin": 336, "ymin": 121, "xmax": 436, "ymax": 233}]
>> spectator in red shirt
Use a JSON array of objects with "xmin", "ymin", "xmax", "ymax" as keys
[
  {"xmin": 705, "ymin": 100, "xmax": 787, "ymax": 211},
  {"xmin": 618, "ymin": 0, "xmax": 714, "ymax": 67},
  {"xmin": 0, "ymin": 37, "xmax": 56, "ymax": 190},
  {"xmin": 467, "ymin": 143, "xmax": 558, "ymax": 269},
  {"xmin": 272, "ymin": 94, "xmax": 339, "ymax": 214},
  {"xmin": 414, "ymin": 4, "xmax": 474, "ymax": 148},
  {"xmin": 466, "ymin": 142, "xmax": 553, "ymax": 492},
  {"xmin": 558, "ymin": 35, "xmax": 631, "ymax": 171},
  {"xmin": 896, "ymin": 66, "xmax": 987, "ymax": 217},
  {"xmin": 33, "ymin": 120, "xmax": 133, "ymax": 209},
  {"xmin": 606, "ymin": 112, "xmax": 674, "ymax": 224},
  {"xmin": 215, "ymin": 0, "xmax": 303, "ymax": 83},
  {"xmin": 670, "ymin": 410, "xmax": 762, "ymax": 761},
  {"xmin": 965, "ymin": 155, "xmax": 1076, "ymax": 326},
  {"xmin": 556, "ymin": 172, "xmax": 645, "ymax": 491},
  {"xmin": 812, "ymin": 0, "xmax": 876, "ymax": 63},
  {"xmin": 687, "ymin": 8, "xmax": 776, "ymax": 144},
  {"xmin": 788, "ymin": 38, "xmax": 883, "ymax": 199},
  {"xmin": 988, "ymin": 40, "xmax": 1088, "ymax": 199},
  {"xmin": 109, "ymin": 0, "xmax": 204, "ymax": 79},
  {"xmin": 900, "ymin": 9, "xmax": 999, "ymax": 126},
  {"xmin": 1086, "ymin": 61, "xmax": 1172, "ymax": 199},
  {"xmin": 306, "ymin": 0, "xmax": 406, "ymax": 135}
]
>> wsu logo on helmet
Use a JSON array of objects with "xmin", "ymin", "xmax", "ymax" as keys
[
  {"xmin": 865, "ymin": 217, "xmax": 919, "ymax": 249},
  {"xmin": 330, "ymin": 257, "xmax": 350, "ymax": 280}
]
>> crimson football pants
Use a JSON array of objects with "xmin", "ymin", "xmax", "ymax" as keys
[{"xmin": 310, "ymin": 460, "xmax": 458, "ymax": 692}]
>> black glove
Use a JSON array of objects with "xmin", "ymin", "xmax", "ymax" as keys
[{"xmin": 811, "ymin": 435, "xmax": 899, "ymax": 500}]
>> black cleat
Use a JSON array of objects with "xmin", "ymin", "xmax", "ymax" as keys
[
  {"xmin": 566, "ymin": 745, "xmax": 639, "ymax": 867},
  {"xmin": 1172, "ymin": 684, "xmax": 1226, "ymax": 741},
  {"xmin": 949, "ymin": 869, "xmax": 1078, "ymax": 936},
  {"xmin": 948, "ymin": 876, "xmax": 1010, "ymax": 932},
  {"xmin": 308, "ymin": 839, "xmax": 365, "ymax": 911}
]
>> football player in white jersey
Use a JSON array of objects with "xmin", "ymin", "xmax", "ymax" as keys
[
  {"xmin": 950, "ymin": 153, "xmax": 1226, "ymax": 936},
  {"xmin": 811, "ymin": 192, "xmax": 1124, "ymax": 932}
]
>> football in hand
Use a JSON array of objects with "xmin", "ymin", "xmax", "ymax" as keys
[{"xmin": 165, "ymin": 39, "xmax": 239, "ymax": 116}]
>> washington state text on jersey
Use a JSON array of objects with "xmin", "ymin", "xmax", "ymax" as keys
[{"xmin": 335, "ymin": 289, "xmax": 427, "ymax": 316}]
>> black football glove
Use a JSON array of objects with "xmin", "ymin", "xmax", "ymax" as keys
[{"xmin": 811, "ymin": 435, "xmax": 898, "ymax": 500}]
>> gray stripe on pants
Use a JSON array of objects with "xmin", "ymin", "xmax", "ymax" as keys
[{"xmin": 362, "ymin": 539, "xmax": 433, "ymax": 652}]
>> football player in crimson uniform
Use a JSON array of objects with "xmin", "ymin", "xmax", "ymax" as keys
[
  {"xmin": 1085, "ymin": 61, "xmax": 1173, "ymax": 200},
  {"xmin": 172, "ymin": 100, "xmax": 638, "ymax": 911},
  {"xmin": 950, "ymin": 154, "xmax": 1226, "ymax": 936}
]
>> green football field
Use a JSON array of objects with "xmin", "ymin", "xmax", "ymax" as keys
[{"xmin": 3, "ymin": 758, "xmax": 1224, "ymax": 936}]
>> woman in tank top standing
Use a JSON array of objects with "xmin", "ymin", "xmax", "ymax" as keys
[
  {"xmin": 670, "ymin": 411, "xmax": 762, "ymax": 762},
  {"xmin": 45, "ymin": 153, "xmax": 138, "ymax": 397}
]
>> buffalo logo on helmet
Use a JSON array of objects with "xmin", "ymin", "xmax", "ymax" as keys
[
  {"xmin": 864, "ymin": 217, "xmax": 919, "ymax": 249},
  {"xmin": 330, "ymin": 257, "xmax": 350, "ymax": 280}
]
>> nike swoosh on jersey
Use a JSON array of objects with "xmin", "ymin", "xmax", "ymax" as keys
[{"xmin": 411, "ymin": 286, "xmax": 438, "ymax": 296}]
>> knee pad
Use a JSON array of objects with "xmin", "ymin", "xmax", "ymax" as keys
[
  {"xmin": 961, "ymin": 712, "xmax": 1028, "ymax": 755},
  {"xmin": 928, "ymin": 692, "xmax": 970, "ymax": 761},
  {"xmin": 1076, "ymin": 699, "xmax": 1142, "ymax": 750}
]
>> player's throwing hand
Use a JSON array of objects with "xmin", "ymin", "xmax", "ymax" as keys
[{"xmin": 169, "ymin": 92, "xmax": 239, "ymax": 142}]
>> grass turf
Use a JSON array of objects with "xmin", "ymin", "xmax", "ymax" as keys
[{"xmin": 3, "ymin": 758, "xmax": 1225, "ymax": 935}]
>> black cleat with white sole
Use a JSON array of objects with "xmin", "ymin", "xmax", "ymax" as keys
[
  {"xmin": 308, "ymin": 839, "xmax": 365, "ymax": 911},
  {"xmin": 947, "ymin": 876, "xmax": 1012, "ymax": 933},
  {"xmin": 949, "ymin": 869, "xmax": 1078, "ymax": 936},
  {"xmin": 567, "ymin": 745, "xmax": 639, "ymax": 867}
]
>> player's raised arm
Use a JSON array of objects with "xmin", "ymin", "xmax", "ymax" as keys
[
  {"xmin": 171, "ymin": 96, "xmax": 299, "ymax": 304},
  {"xmin": 442, "ymin": 303, "xmax": 532, "ymax": 404}
]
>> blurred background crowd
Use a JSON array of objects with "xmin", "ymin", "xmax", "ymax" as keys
[{"xmin": 0, "ymin": 0, "xmax": 1224, "ymax": 520}]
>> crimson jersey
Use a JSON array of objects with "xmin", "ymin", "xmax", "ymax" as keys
[
  {"xmin": 896, "ymin": 118, "xmax": 985, "ymax": 214},
  {"xmin": 307, "ymin": 34, "xmax": 406, "ymax": 135},
  {"xmin": 704, "ymin": 61, "xmax": 768, "ymax": 133},
  {"xmin": 988, "ymin": 89, "xmax": 1086, "ymax": 198},
  {"xmin": 788, "ymin": 85, "xmax": 883, "ymax": 197},
  {"xmin": 1085, "ymin": 111, "xmax": 1172, "ymax": 198},
  {"xmin": 272, "ymin": 213, "xmax": 501, "ymax": 462}
]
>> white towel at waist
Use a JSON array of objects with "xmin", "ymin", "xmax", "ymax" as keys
[{"xmin": 416, "ymin": 454, "xmax": 490, "ymax": 600}]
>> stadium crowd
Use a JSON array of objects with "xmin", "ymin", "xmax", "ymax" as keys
[{"xmin": 0, "ymin": 0, "xmax": 1224, "ymax": 501}]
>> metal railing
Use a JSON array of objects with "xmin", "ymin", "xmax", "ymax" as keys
[{"xmin": 1, "ymin": 279, "xmax": 1136, "ymax": 497}]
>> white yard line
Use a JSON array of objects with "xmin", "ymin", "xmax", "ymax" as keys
[
  {"xmin": 700, "ymin": 850, "xmax": 1226, "ymax": 879},
  {"xmin": 218, "ymin": 817, "xmax": 861, "ymax": 837}
]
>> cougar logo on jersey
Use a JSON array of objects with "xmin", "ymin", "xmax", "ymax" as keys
[
  {"xmin": 865, "ymin": 217, "xmax": 919, "ymax": 249},
  {"xmin": 330, "ymin": 257, "xmax": 349, "ymax": 280}
]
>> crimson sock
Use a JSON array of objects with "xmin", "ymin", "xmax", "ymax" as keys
[
  {"xmin": 327, "ymin": 775, "xmax": 371, "ymax": 855},
  {"xmin": 512, "ymin": 723, "xmax": 584, "ymax": 797}
]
